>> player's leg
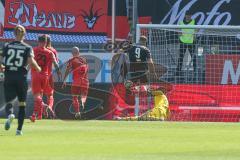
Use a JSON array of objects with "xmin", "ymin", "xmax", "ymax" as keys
[
  {"xmin": 16, "ymin": 80, "xmax": 28, "ymax": 135},
  {"xmin": 3, "ymin": 81, "xmax": 16, "ymax": 130},
  {"xmin": 80, "ymin": 80, "xmax": 89, "ymax": 110},
  {"xmin": 31, "ymin": 93, "xmax": 44, "ymax": 121},
  {"xmin": 31, "ymin": 75, "xmax": 45, "ymax": 121},
  {"xmin": 71, "ymin": 85, "xmax": 81, "ymax": 118},
  {"xmin": 47, "ymin": 94, "xmax": 54, "ymax": 110},
  {"xmin": 46, "ymin": 93, "xmax": 55, "ymax": 118},
  {"xmin": 80, "ymin": 94, "xmax": 87, "ymax": 110},
  {"xmin": 72, "ymin": 96, "xmax": 81, "ymax": 118},
  {"xmin": 38, "ymin": 75, "xmax": 49, "ymax": 120},
  {"xmin": 43, "ymin": 92, "xmax": 55, "ymax": 118},
  {"xmin": 31, "ymin": 75, "xmax": 39, "ymax": 121},
  {"xmin": 38, "ymin": 76, "xmax": 48, "ymax": 119},
  {"xmin": 43, "ymin": 76, "xmax": 55, "ymax": 117},
  {"xmin": 78, "ymin": 90, "xmax": 88, "ymax": 120}
]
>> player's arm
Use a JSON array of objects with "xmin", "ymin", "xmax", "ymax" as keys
[
  {"xmin": 54, "ymin": 49, "xmax": 59, "ymax": 62},
  {"xmin": 62, "ymin": 62, "xmax": 71, "ymax": 88},
  {"xmin": 27, "ymin": 47, "xmax": 41, "ymax": 72},
  {"xmin": 51, "ymin": 52, "xmax": 61, "ymax": 80},
  {"xmin": 0, "ymin": 55, "xmax": 4, "ymax": 72},
  {"xmin": 0, "ymin": 45, "xmax": 6, "ymax": 72},
  {"xmin": 28, "ymin": 57, "xmax": 41, "ymax": 72}
]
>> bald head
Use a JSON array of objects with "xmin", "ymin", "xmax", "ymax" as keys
[{"xmin": 72, "ymin": 47, "xmax": 80, "ymax": 57}]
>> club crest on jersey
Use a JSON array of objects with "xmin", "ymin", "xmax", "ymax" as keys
[{"xmin": 79, "ymin": 0, "xmax": 104, "ymax": 30}]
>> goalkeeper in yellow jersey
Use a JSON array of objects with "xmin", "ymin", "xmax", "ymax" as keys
[
  {"xmin": 121, "ymin": 87, "xmax": 170, "ymax": 121},
  {"xmin": 144, "ymin": 90, "xmax": 169, "ymax": 121}
]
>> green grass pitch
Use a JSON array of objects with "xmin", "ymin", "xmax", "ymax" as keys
[{"xmin": 0, "ymin": 120, "xmax": 240, "ymax": 160}]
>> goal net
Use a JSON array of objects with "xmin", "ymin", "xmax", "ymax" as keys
[{"xmin": 134, "ymin": 24, "xmax": 240, "ymax": 122}]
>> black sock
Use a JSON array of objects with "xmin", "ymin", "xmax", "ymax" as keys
[
  {"xmin": 17, "ymin": 106, "xmax": 25, "ymax": 131},
  {"xmin": 5, "ymin": 103, "xmax": 13, "ymax": 117}
]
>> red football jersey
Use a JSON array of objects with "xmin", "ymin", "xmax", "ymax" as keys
[
  {"xmin": 32, "ymin": 46, "xmax": 54, "ymax": 75},
  {"xmin": 46, "ymin": 47, "xmax": 58, "ymax": 75},
  {"xmin": 67, "ymin": 56, "xmax": 88, "ymax": 83}
]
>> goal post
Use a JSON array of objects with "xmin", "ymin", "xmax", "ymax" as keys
[{"xmin": 135, "ymin": 24, "xmax": 240, "ymax": 122}]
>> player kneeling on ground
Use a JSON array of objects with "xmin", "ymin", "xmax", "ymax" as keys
[
  {"xmin": 62, "ymin": 47, "xmax": 89, "ymax": 119},
  {"xmin": 123, "ymin": 83, "xmax": 169, "ymax": 121}
]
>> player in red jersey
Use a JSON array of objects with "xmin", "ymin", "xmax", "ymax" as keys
[
  {"xmin": 30, "ymin": 34, "xmax": 60, "ymax": 122},
  {"xmin": 43, "ymin": 35, "xmax": 58, "ymax": 117},
  {"xmin": 62, "ymin": 47, "xmax": 89, "ymax": 118}
]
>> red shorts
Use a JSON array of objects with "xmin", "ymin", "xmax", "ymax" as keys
[
  {"xmin": 43, "ymin": 75, "xmax": 54, "ymax": 95},
  {"xmin": 71, "ymin": 79, "xmax": 89, "ymax": 96},
  {"xmin": 32, "ymin": 73, "xmax": 48, "ymax": 94}
]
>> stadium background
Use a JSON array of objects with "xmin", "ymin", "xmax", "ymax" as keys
[{"xmin": 0, "ymin": 0, "xmax": 240, "ymax": 120}]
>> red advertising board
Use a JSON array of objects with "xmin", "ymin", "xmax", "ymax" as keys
[
  {"xmin": 4, "ymin": 0, "xmax": 108, "ymax": 33},
  {"xmin": 205, "ymin": 54, "xmax": 240, "ymax": 85}
]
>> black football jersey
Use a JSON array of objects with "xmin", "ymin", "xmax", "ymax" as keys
[
  {"xmin": 126, "ymin": 45, "xmax": 151, "ymax": 74},
  {"xmin": 1, "ymin": 41, "xmax": 33, "ymax": 78}
]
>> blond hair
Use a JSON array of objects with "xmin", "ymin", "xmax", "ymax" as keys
[{"xmin": 14, "ymin": 25, "xmax": 26, "ymax": 37}]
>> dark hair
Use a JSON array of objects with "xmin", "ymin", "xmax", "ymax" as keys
[{"xmin": 38, "ymin": 34, "xmax": 47, "ymax": 42}]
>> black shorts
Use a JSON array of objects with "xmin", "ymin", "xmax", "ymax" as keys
[{"xmin": 3, "ymin": 78, "xmax": 28, "ymax": 103}]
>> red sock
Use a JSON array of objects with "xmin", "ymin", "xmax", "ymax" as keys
[
  {"xmin": 38, "ymin": 106, "xmax": 43, "ymax": 119},
  {"xmin": 47, "ymin": 95, "xmax": 54, "ymax": 110},
  {"xmin": 72, "ymin": 97, "xmax": 79, "ymax": 113},
  {"xmin": 34, "ymin": 95, "xmax": 43, "ymax": 118}
]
